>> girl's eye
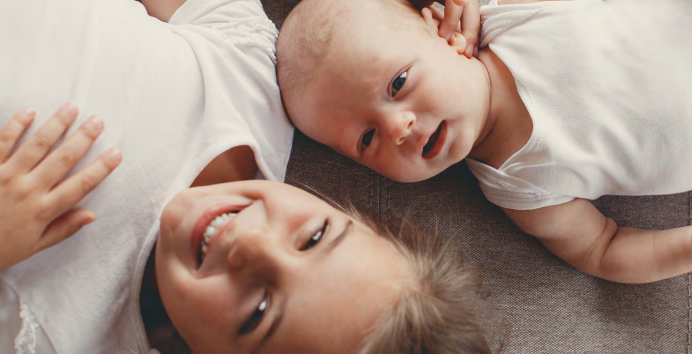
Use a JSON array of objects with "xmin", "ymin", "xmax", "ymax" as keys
[
  {"xmin": 361, "ymin": 129, "xmax": 375, "ymax": 149},
  {"xmin": 239, "ymin": 292, "xmax": 269, "ymax": 335},
  {"xmin": 392, "ymin": 71, "xmax": 407, "ymax": 97},
  {"xmin": 302, "ymin": 220, "xmax": 328, "ymax": 251}
]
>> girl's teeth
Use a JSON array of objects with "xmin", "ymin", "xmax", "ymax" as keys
[
  {"xmin": 200, "ymin": 212, "xmax": 238, "ymax": 260},
  {"xmin": 210, "ymin": 217, "xmax": 224, "ymax": 227}
]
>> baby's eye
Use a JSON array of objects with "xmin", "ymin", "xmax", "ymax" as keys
[
  {"xmin": 361, "ymin": 129, "xmax": 375, "ymax": 150},
  {"xmin": 391, "ymin": 71, "xmax": 407, "ymax": 97},
  {"xmin": 302, "ymin": 220, "xmax": 328, "ymax": 251},
  {"xmin": 239, "ymin": 292, "xmax": 269, "ymax": 335}
]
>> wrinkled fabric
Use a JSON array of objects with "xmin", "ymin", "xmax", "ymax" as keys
[{"xmin": 468, "ymin": 0, "xmax": 692, "ymax": 210}]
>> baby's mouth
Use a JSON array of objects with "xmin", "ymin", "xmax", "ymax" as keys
[{"xmin": 422, "ymin": 121, "xmax": 445, "ymax": 158}]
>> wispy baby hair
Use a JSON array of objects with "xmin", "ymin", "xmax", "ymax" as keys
[{"xmin": 276, "ymin": 0, "xmax": 422, "ymax": 122}]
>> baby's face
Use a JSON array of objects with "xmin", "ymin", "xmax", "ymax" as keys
[
  {"xmin": 155, "ymin": 180, "xmax": 410, "ymax": 354},
  {"xmin": 290, "ymin": 7, "xmax": 490, "ymax": 182}
]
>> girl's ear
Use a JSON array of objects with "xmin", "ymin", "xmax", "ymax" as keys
[{"xmin": 421, "ymin": 6, "xmax": 468, "ymax": 56}]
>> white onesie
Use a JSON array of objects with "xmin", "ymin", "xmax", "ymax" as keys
[
  {"xmin": 468, "ymin": 0, "xmax": 692, "ymax": 210},
  {"xmin": 0, "ymin": 0, "xmax": 293, "ymax": 353}
]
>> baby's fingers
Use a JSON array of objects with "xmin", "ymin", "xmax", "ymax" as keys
[
  {"xmin": 9, "ymin": 103, "xmax": 79, "ymax": 173},
  {"xmin": 37, "ymin": 209, "xmax": 95, "ymax": 253},
  {"xmin": 439, "ymin": 0, "xmax": 467, "ymax": 42},
  {"xmin": 46, "ymin": 148, "xmax": 122, "ymax": 217},
  {"xmin": 460, "ymin": 0, "xmax": 481, "ymax": 58},
  {"xmin": 0, "ymin": 107, "xmax": 36, "ymax": 162},
  {"xmin": 32, "ymin": 115, "xmax": 105, "ymax": 189}
]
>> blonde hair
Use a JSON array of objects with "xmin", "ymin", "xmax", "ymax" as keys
[{"xmin": 336, "ymin": 204, "xmax": 501, "ymax": 354}]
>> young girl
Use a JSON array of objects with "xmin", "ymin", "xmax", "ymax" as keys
[
  {"xmin": 0, "ymin": 107, "xmax": 493, "ymax": 354},
  {"xmin": 276, "ymin": 0, "xmax": 692, "ymax": 284}
]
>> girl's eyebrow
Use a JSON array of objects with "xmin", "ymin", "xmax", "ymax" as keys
[
  {"xmin": 253, "ymin": 304, "xmax": 284, "ymax": 354},
  {"xmin": 255, "ymin": 221, "xmax": 353, "ymax": 353},
  {"xmin": 325, "ymin": 220, "xmax": 353, "ymax": 255}
]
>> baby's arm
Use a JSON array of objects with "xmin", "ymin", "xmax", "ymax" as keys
[
  {"xmin": 0, "ymin": 105, "xmax": 121, "ymax": 269},
  {"xmin": 504, "ymin": 198, "xmax": 692, "ymax": 283}
]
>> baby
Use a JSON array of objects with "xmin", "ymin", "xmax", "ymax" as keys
[{"xmin": 277, "ymin": 0, "xmax": 692, "ymax": 284}]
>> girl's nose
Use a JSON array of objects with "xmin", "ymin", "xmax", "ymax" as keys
[
  {"xmin": 386, "ymin": 111, "xmax": 416, "ymax": 145},
  {"xmin": 226, "ymin": 225, "xmax": 278, "ymax": 272}
]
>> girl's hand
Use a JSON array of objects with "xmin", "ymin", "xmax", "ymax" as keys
[{"xmin": 0, "ymin": 104, "xmax": 122, "ymax": 269}]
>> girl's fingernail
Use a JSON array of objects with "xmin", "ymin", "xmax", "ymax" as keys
[
  {"xmin": 466, "ymin": 44, "xmax": 474, "ymax": 57},
  {"xmin": 445, "ymin": 31, "xmax": 453, "ymax": 41},
  {"xmin": 24, "ymin": 107, "xmax": 36, "ymax": 119},
  {"xmin": 109, "ymin": 148, "xmax": 122, "ymax": 163},
  {"xmin": 90, "ymin": 116, "xmax": 104, "ymax": 130},
  {"xmin": 63, "ymin": 103, "xmax": 78, "ymax": 117}
]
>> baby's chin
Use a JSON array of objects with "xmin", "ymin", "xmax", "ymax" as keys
[{"xmin": 378, "ymin": 163, "xmax": 456, "ymax": 183}]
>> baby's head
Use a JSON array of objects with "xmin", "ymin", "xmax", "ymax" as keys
[
  {"xmin": 153, "ymin": 180, "xmax": 494, "ymax": 353},
  {"xmin": 277, "ymin": 0, "xmax": 491, "ymax": 182}
]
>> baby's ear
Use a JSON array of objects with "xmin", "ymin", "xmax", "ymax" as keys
[{"xmin": 421, "ymin": 6, "xmax": 468, "ymax": 56}]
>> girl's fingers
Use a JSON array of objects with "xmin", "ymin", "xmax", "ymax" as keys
[
  {"xmin": 0, "ymin": 107, "xmax": 36, "ymax": 162},
  {"xmin": 46, "ymin": 147, "xmax": 121, "ymax": 216},
  {"xmin": 37, "ymin": 209, "xmax": 95, "ymax": 252},
  {"xmin": 9, "ymin": 103, "xmax": 79, "ymax": 173},
  {"xmin": 460, "ymin": 0, "xmax": 481, "ymax": 58},
  {"xmin": 32, "ymin": 115, "xmax": 105, "ymax": 189}
]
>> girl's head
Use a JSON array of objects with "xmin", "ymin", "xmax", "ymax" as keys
[
  {"xmin": 153, "ymin": 180, "xmax": 494, "ymax": 353},
  {"xmin": 276, "ymin": 0, "xmax": 491, "ymax": 183}
]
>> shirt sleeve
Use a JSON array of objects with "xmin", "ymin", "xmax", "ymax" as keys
[
  {"xmin": 164, "ymin": 0, "xmax": 293, "ymax": 182},
  {"xmin": 169, "ymin": 0, "xmax": 279, "ymax": 64},
  {"xmin": 465, "ymin": 159, "xmax": 575, "ymax": 210}
]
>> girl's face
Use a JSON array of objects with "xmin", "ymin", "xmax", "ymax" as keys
[{"xmin": 155, "ymin": 180, "xmax": 410, "ymax": 354}]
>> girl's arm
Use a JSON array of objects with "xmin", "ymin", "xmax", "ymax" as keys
[
  {"xmin": 504, "ymin": 198, "xmax": 692, "ymax": 283},
  {"xmin": 0, "ymin": 105, "xmax": 121, "ymax": 269}
]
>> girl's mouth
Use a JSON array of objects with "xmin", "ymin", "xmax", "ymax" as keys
[
  {"xmin": 423, "ymin": 121, "xmax": 447, "ymax": 159},
  {"xmin": 191, "ymin": 204, "xmax": 247, "ymax": 269}
]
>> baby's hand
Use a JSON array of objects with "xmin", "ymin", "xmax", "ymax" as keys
[
  {"xmin": 418, "ymin": 0, "xmax": 481, "ymax": 58},
  {"xmin": 0, "ymin": 104, "xmax": 122, "ymax": 269}
]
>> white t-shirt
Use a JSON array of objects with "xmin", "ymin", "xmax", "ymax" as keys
[
  {"xmin": 467, "ymin": 0, "xmax": 692, "ymax": 210},
  {"xmin": 0, "ymin": 0, "xmax": 293, "ymax": 353}
]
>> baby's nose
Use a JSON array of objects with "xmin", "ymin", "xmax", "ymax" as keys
[{"xmin": 387, "ymin": 111, "xmax": 416, "ymax": 146}]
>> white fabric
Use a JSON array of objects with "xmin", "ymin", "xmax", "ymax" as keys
[
  {"xmin": 0, "ymin": 0, "xmax": 293, "ymax": 353},
  {"xmin": 467, "ymin": 0, "xmax": 692, "ymax": 210}
]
